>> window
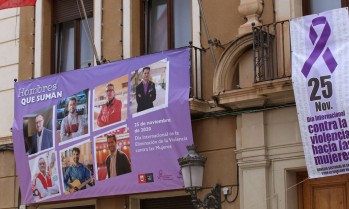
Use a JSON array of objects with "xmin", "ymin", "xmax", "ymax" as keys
[
  {"xmin": 53, "ymin": 0, "xmax": 94, "ymax": 73},
  {"xmin": 140, "ymin": 195, "xmax": 194, "ymax": 209},
  {"xmin": 302, "ymin": 0, "xmax": 348, "ymax": 15},
  {"xmin": 142, "ymin": 0, "xmax": 191, "ymax": 54}
]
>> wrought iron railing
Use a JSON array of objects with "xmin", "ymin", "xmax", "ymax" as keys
[
  {"xmin": 189, "ymin": 42, "xmax": 205, "ymax": 99},
  {"xmin": 252, "ymin": 20, "xmax": 291, "ymax": 82}
]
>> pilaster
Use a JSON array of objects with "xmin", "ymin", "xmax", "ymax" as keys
[{"xmin": 236, "ymin": 112, "xmax": 270, "ymax": 209}]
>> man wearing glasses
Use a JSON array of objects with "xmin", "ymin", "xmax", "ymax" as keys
[
  {"xmin": 97, "ymin": 83, "xmax": 122, "ymax": 127},
  {"xmin": 28, "ymin": 114, "xmax": 53, "ymax": 155}
]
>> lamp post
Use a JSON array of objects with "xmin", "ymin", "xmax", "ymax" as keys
[{"xmin": 178, "ymin": 145, "xmax": 221, "ymax": 209}]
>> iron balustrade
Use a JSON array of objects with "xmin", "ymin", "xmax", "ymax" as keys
[{"xmin": 252, "ymin": 20, "xmax": 291, "ymax": 83}]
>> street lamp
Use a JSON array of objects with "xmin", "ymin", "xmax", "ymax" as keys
[{"xmin": 178, "ymin": 145, "xmax": 221, "ymax": 209}]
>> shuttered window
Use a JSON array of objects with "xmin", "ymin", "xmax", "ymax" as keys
[
  {"xmin": 53, "ymin": 0, "xmax": 94, "ymax": 73},
  {"xmin": 53, "ymin": 0, "xmax": 93, "ymax": 24},
  {"xmin": 142, "ymin": 0, "xmax": 191, "ymax": 54},
  {"xmin": 140, "ymin": 195, "xmax": 194, "ymax": 209},
  {"xmin": 51, "ymin": 205, "xmax": 95, "ymax": 209}
]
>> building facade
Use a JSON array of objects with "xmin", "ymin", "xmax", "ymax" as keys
[{"xmin": 0, "ymin": 0, "xmax": 348, "ymax": 209}]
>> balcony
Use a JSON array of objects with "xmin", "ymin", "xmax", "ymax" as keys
[{"xmin": 190, "ymin": 21, "xmax": 295, "ymax": 116}]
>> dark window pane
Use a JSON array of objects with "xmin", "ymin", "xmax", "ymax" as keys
[
  {"xmin": 143, "ymin": 0, "xmax": 191, "ymax": 54},
  {"xmin": 140, "ymin": 195, "xmax": 194, "ymax": 209},
  {"xmin": 53, "ymin": 0, "xmax": 94, "ymax": 74},
  {"xmin": 309, "ymin": 0, "xmax": 340, "ymax": 14},
  {"xmin": 59, "ymin": 20, "xmax": 75, "ymax": 72},
  {"xmin": 173, "ymin": 0, "xmax": 191, "ymax": 48},
  {"xmin": 303, "ymin": 0, "xmax": 342, "ymax": 15},
  {"xmin": 80, "ymin": 17, "xmax": 94, "ymax": 68},
  {"xmin": 149, "ymin": 0, "xmax": 168, "ymax": 53}
]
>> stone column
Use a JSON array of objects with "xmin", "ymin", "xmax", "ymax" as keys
[
  {"xmin": 238, "ymin": 0, "xmax": 263, "ymax": 35},
  {"xmin": 236, "ymin": 112, "xmax": 270, "ymax": 209}
]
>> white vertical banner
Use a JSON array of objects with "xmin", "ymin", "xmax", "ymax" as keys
[{"xmin": 291, "ymin": 8, "xmax": 349, "ymax": 178}]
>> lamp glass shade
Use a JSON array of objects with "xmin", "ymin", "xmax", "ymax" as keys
[{"xmin": 182, "ymin": 165, "xmax": 204, "ymax": 188}]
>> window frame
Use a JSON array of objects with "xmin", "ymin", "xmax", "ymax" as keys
[
  {"xmin": 54, "ymin": 19, "xmax": 83, "ymax": 72},
  {"xmin": 52, "ymin": 0, "xmax": 94, "ymax": 74},
  {"xmin": 302, "ymin": 0, "xmax": 349, "ymax": 15},
  {"xmin": 141, "ymin": 0, "xmax": 176, "ymax": 55}
]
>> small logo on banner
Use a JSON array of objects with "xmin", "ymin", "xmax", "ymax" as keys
[
  {"xmin": 145, "ymin": 173, "xmax": 154, "ymax": 182},
  {"xmin": 138, "ymin": 173, "xmax": 154, "ymax": 183},
  {"xmin": 138, "ymin": 174, "xmax": 146, "ymax": 183},
  {"xmin": 157, "ymin": 170, "xmax": 173, "ymax": 180}
]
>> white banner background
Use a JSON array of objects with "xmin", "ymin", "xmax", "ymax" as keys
[{"xmin": 291, "ymin": 8, "xmax": 349, "ymax": 178}]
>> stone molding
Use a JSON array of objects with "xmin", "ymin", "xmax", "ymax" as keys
[{"xmin": 213, "ymin": 33, "xmax": 254, "ymax": 95}]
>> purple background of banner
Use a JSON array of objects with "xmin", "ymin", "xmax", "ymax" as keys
[{"xmin": 13, "ymin": 48, "xmax": 193, "ymax": 204}]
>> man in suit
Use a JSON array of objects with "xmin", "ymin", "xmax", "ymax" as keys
[
  {"xmin": 136, "ymin": 66, "xmax": 156, "ymax": 112},
  {"xmin": 28, "ymin": 114, "xmax": 53, "ymax": 155},
  {"xmin": 105, "ymin": 134, "xmax": 131, "ymax": 178}
]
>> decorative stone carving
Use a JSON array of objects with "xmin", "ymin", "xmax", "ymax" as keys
[{"xmin": 238, "ymin": 0, "xmax": 263, "ymax": 35}]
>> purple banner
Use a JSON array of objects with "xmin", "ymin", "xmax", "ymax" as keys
[{"xmin": 13, "ymin": 48, "xmax": 193, "ymax": 203}]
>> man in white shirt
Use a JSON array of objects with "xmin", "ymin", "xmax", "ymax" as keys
[{"xmin": 33, "ymin": 158, "xmax": 59, "ymax": 199}]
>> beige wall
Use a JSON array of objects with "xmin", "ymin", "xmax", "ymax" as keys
[
  {"xmin": 102, "ymin": 0, "xmax": 123, "ymax": 61},
  {"xmin": 200, "ymin": 0, "xmax": 243, "ymax": 100},
  {"xmin": 192, "ymin": 116, "xmax": 239, "ymax": 208},
  {"xmin": 0, "ymin": 151, "xmax": 18, "ymax": 209},
  {"xmin": 19, "ymin": 7, "xmax": 35, "ymax": 81},
  {"xmin": 237, "ymin": 107, "xmax": 306, "ymax": 209},
  {"xmin": 0, "ymin": 7, "xmax": 20, "ymax": 209},
  {"xmin": 0, "ymin": 8, "xmax": 18, "ymax": 140}
]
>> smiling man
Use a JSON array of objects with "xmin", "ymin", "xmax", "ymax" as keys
[
  {"xmin": 97, "ymin": 83, "xmax": 122, "ymax": 127},
  {"xmin": 136, "ymin": 67, "xmax": 156, "ymax": 112},
  {"xmin": 63, "ymin": 147, "xmax": 94, "ymax": 193},
  {"xmin": 28, "ymin": 114, "xmax": 53, "ymax": 155},
  {"xmin": 105, "ymin": 134, "xmax": 131, "ymax": 178},
  {"xmin": 34, "ymin": 158, "xmax": 59, "ymax": 199},
  {"xmin": 60, "ymin": 97, "xmax": 83, "ymax": 141}
]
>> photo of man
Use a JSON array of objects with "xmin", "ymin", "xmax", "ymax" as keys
[
  {"xmin": 97, "ymin": 84, "xmax": 122, "ymax": 127},
  {"xmin": 130, "ymin": 59, "xmax": 169, "ymax": 115},
  {"xmin": 33, "ymin": 158, "xmax": 59, "ymax": 199},
  {"xmin": 93, "ymin": 75, "xmax": 128, "ymax": 130},
  {"xmin": 136, "ymin": 67, "xmax": 157, "ymax": 112},
  {"xmin": 94, "ymin": 126, "xmax": 131, "ymax": 181},
  {"xmin": 105, "ymin": 134, "xmax": 131, "ymax": 178},
  {"xmin": 63, "ymin": 147, "xmax": 94, "ymax": 193},
  {"xmin": 60, "ymin": 141, "xmax": 94, "ymax": 194},
  {"xmin": 60, "ymin": 97, "xmax": 83, "ymax": 141},
  {"xmin": 29, "ymin": 151, "xmax": 60, "ymax": 202},
  {"xmin": 23, "ymin": 108, "xmax": 54, "ymax": 155},
  {"xmin": 56, "ymin": 90, "xmax": 89, "ymax": 143},
  {"xmin": 28, "ymin": 114, "xmax": 53, "ymax": 155}
]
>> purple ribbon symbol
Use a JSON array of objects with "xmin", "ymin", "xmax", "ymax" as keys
[{"xmin": 301, "ymin": 16, "xmax": 337, "ymax": 77}]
